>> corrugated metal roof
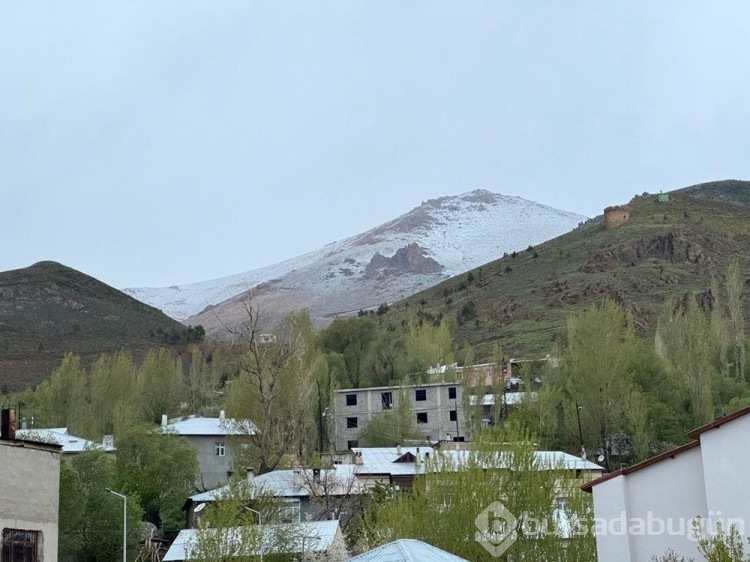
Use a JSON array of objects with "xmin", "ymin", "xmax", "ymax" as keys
[
  {"xmin": 347, "ymin": 539, "xmax": 469, "ymax": 561},
  {"xmin": 163, "ymin": 520, "xmax": 341, "ymax": 561},
  {"xmin": 15, "ymin": 428, "xmax": 115, "ymax": 454},
  {"xmin": 436, "ymin": 449, "xmax": 603, "ymax": 472},
  {"xmin": 351, "ymin": 447, "xmax": 434, "ymax": 477},
  {"xmin": 163, "ymin": 416, "xmax": 255, "ymax": 436},
  {"xmin": 189, "ymin": 464, "xmax": 366, "ymax": 502}
]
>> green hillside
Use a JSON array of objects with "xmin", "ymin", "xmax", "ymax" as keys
[
  {"xmin": 380, "ymin": 180, "xmax": 750, "ymax": 361},
  {"xmin": 0, "ymin": 261, "xmax": 202, "ymax": 390}
]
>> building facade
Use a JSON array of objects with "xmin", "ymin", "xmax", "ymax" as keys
[
  {"xmin": 333, "ymin": 382, "xmax": 466, "ymax": 451},
  {"xmin": 0, "ymin": 409, "xmax": 62, "ymax": 562}
]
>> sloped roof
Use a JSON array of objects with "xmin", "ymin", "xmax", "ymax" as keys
[
  {"xmin": 163, "ymin": 520, "xmax": 341, "ymax": 561},
  {"xmin": 351, "ymin": 447, "xmax": 434, "ymax": 477},
  {"xmin": 188, "ymin": 464, "xmax": 366, "ymax": 503},
  {"xmin": 162, "ymin": 416, "xmax": 255, "ymax": 436},
  {"xmin": 437, "ymin": 449, "xmax": 603, "ymax": 472},
  {"xmin": 347, "ymin": 539, "xmax": 469, "ymax": 561},
  {"xmin": 15, "ymin": 427, "xmax": 115, "ymax": 453}
]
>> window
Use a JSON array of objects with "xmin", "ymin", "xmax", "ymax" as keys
[
  {"xmin": 346, "ymin": 394, "xmax": 357, "ymax": 406},
  {"xmin": 215, "ymin": 441, "xmax": 226, "ymax": 456},
  {"xmin": 415, "ymin": 389, "xmax": 427, "ymax": 401},
  {"xmin": 346, "ymin": 417, "xmax": 358, "ymax": 429},
  {"xmin": 416, "ymin": 412, "xmax": 428, "ymax": 424},
  {"xmin": 449, "ymin": 410, "xmax": 457, "ymax": 422},
  {"xmin": 448, "ymin": 386, "xmax": 457, "ymax": 399},
  {"xmin": 347, "ymin": 439, "xmax": 359, "ymax": 449},
  {"xmin": 381, "ymin": 391, "xmax": 393, "ymax": 410},
  {"xmin": 2, "ymin": 529, "xmax": 39, "ymax": 562}
]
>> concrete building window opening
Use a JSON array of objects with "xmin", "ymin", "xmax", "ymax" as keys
[
  {"xmin": 449, "ymin": 410, "xmax": 457, "ymax": 422},
  {"xmin": 416, "ymin": 412, "xmax": 428, "ymax": 424},
  {"xmin": 448, "ymin": 386, "xmax": 457, "ymax": 400},
  {"xmin": 347, "ymin": 440, "xmax": 358, "ymax": 449},
  {"xmin": 381, "ymin": 392, "xmax": 393, "ymax": 410},
  {"xmin": 415, "ymin": 389, "xmax": 427, "ymax": 402},
  {"xmin": 2, "ymin": 529, "xmax": 40, "ymax": 562},
  {"xmin": 345, "ymin": 394, "xmax": 357, "ymax": 406},
  {"xmin": 214, "ymin": 441, "xmax": 226, "ymax": 457},
  {"xmin": 346, "ymin": 417, "xmax": 358, "ymax": 429}
]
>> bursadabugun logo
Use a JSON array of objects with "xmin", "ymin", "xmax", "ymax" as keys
[{"xmin": 475, "ymin": 501, "xmax": 518, "ymax": 557}]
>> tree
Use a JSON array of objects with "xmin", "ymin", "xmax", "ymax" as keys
[
  {"xmin": 656, "ymin": 297, "xmax": 718, "ymax": 426},
  {"xmin": 556, "ymin": 300, "xmax": 652, "ymax": 466},
  {"xmin": 319, "ymin": 318, "xmax": 377, "ymax": 388},
  {"xmin": 725, "ymin": 259, "xmax": 746, "ymax": 380},
  {"xmin": 136, "ymin": 348, "xmax": 186, "ymax": 425},
  {"xmin": 115, "ymin": 424, "xmax": 198, "ymax": 531},
  {"xmin": 59, "ymin": 451, "xmax": 143, "ymax": 562},
  {"xmin": 225, "ymin": 302, "xmax": 324, "ymax": 474},
  {"xmin": 365, "ymin": 425, "xmax": 596, "ymax": 561}
]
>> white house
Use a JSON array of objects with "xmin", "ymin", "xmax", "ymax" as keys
[{"xmin": 582, "ymin": 405, "xmax": 750, "ymax": 561}]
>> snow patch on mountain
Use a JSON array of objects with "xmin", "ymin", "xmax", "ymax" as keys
[{"xmin": 124, "ymin": 190, "xmax": 587, "ymax": 324}]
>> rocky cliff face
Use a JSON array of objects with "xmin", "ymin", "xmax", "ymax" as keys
[{"xmin": 365, "ymin": 243, "xmax": 443, "ymax": 278}]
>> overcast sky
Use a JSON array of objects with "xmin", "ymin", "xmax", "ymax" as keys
[{"xmin": 2, "ymin": 2, "xmax": 749, "ymax": 288}]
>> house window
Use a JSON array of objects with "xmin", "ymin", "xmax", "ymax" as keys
[
  {"xmin": 346, "ymin": 417, "xmax": 358, "ymax": 429},
  {"xmin": 449, "ymin": 410, "xmax": 457, "ymax": 422},
  {"xmin": 448, "ymin": 386, "xmax": 457, "ymax": 399},
  {"xmin": 381, "ymin": 392, "xmax": 393, "ymax": 410},
  {"xmin": 415, "ymin": 389, "xmax": 427, "ymax": 401},
  {"xmin": 2, "ymin": 529, "xmax": 40, "ymax": 562},
  {"xmin": 215, "ymin": 441, "xmax": 226, "ymax": 456},
  {"xmin": 347, "ymin": 439, "xmax": 359, "ymax": 449},
  {"xmin": 346, "ymin": 394, "xmax": 357, "ymax": 406},
  {"xmin": 416, "ymin": 412, "xmax": 428, "ymax": 424}
]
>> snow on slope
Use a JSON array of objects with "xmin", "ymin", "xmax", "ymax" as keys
[{"xmin": 124, "ymin": 190, "xmax": 587, "ymax": 323}]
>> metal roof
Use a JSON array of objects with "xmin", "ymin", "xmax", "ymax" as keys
[
  {"xmin": 189, "ymin": 464, "xmax": 366, "ymax": 503},
  {"xmin": 435, "ymin": 449, "xmax": 603, "ymax": 472},
  {"xmin": 347, "ymin": 539, "xmax": 469, "ymax": 561},
  {"xmin": 163, "ymin": 520, "xmax": 341, "ymax": 561},
  {"xmin": 162, "ymin": 416, "xmax": 255, "ymax": 436},
  {"xmin": 15, "ymin": 428, "xmax": 115, "ymax": 454},
  {"xmin": 351, "ymin": 447, "xmax": 434, "ymax": 477}
]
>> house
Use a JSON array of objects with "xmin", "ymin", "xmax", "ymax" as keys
[
  {"xmin": 162, "ymin": 410, "xmax": 255, "ymax": 490},
  {"xmin": 348, "ymin": 539, "xmax": 469, "ymax": 561},
  {"xmin": 183, "ymin": 464, "xmax": 367, "ymax": 528},
  {"xmin": 163, "ymin": 519, "xmax": 348, "ymax": 561},
  {"xmin": 15, "ymin": 427, "xmax": 116, "ymax": 456},
  {"xmin": 334, "ymin": 383, "xmax": 466, "ymax": 451},
  {"xmin": 0, "ymin": 409, "xmax": 62, "ymax": 562},
  {"xmin": 347, "ymin": 446, "xmax": 434, "ymax": 490},
  {"xmin": 581, "ymin": 405, "xmax": 750, "ymax": 561}
]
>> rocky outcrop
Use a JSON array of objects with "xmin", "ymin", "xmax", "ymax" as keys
[{"xmin": 364, "ymin": 243, "xmax": 443, "ymax": 278}]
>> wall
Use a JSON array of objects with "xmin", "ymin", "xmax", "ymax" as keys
[
  {"xmin": 333, "ymin": 383, "xmax": 465, "ymax": 451},
  {"xmin": 0, "ymin": 440, "xmax": 61, "ymax": 562},
  {"xmin": 189, "ymin": 435, "xmax": 233, "ymax": 490}
]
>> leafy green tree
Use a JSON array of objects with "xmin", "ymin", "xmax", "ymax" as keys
[
  {"xmin": 403, "ymin": 319, "xmax": 453, "ymax": 380},
  {"xmin": 319, "ymin": 317, "xmax": 377, "ymax": 388},
  {"xmin": 115, "ymin": 424, "xmax": 198, "ymax": 531},
  {"xmin": 366, "ymin": 425, "xmax": 595, "ymax": 561},
  {"xmin": 656, "ymin": 297, "xmax": 718, "ymax": 425},
  {"xmin": 136, "ymin": 348, "xmax": 186, "ymax": 424},
  {"xmin": 725, "ymin": 259, "xmax": 746, "ymax": 380},
  {"xmin": 59, "ymin": 451, "xmax": 143, "ymax": 562}
]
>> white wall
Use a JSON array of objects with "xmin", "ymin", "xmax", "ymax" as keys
[
  {"xmin": 591, "ymin": 475, "xmax": 633, "ymax": 562},
  {"xmin": 625, "ymin": 447, "xmax": 707, "ymax": 561}
]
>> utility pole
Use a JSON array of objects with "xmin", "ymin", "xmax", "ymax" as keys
[{"xmin": 575, "ymin": 400, "xmax": 586, "ymax": 459}]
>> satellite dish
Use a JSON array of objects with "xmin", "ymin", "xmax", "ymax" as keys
[
  {"xmin": 194, "ymin": 503, "xmax": 206, "ymax": 513},
  {"xmin": 597, "ymin": 455, "xmax": 605, "ymax": 463}
]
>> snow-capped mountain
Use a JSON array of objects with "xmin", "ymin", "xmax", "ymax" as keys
[{"xmin": 124, "ymin": 190, "xmax": 586, "ymax": 334}]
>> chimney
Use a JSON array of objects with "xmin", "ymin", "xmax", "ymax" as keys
[
  {"xmin": 415, "ymin": 447, "xmax": 422, "ymax": 465},
  {"xmin": 1, "ymin": 409, "xmax": 16, "ymax": 440},
  {"xmin": 313, "ymin": 468, "xmax": 321, "ymax": 483},
  {"xmin": 353, "ymin": 451, "xmax": 363, "ymax": 465},
  {"xmin": 396, "ymin": 444, "xmax": 402, "ymax": 455},
  {"xmin": 247, "ymin": 468, "xmax": 255, "ymax": 483},
  {"xmin": 102, "ymin": 435, "xmax": 114, "ymax": 450},
  {"xmin": 219, "ymin": 410, "xmax": 226, "ymax": 426},
  {"xmin": 161, "ymin": 414, "xmax": 168, "ymax": 428}
]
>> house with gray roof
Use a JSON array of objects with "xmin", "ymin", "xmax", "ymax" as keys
[
  {"xmin": 15, "ymin": 427, "xmax": 116, "ymax": 455},
  {"xmin": 161, "ymin": 410, "xmax": 255, "ymax": 490}
]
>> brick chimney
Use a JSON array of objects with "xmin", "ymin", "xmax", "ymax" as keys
[{"xmin": 1, "ymin": 409, "xmax": 17, "ymax": 440}]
